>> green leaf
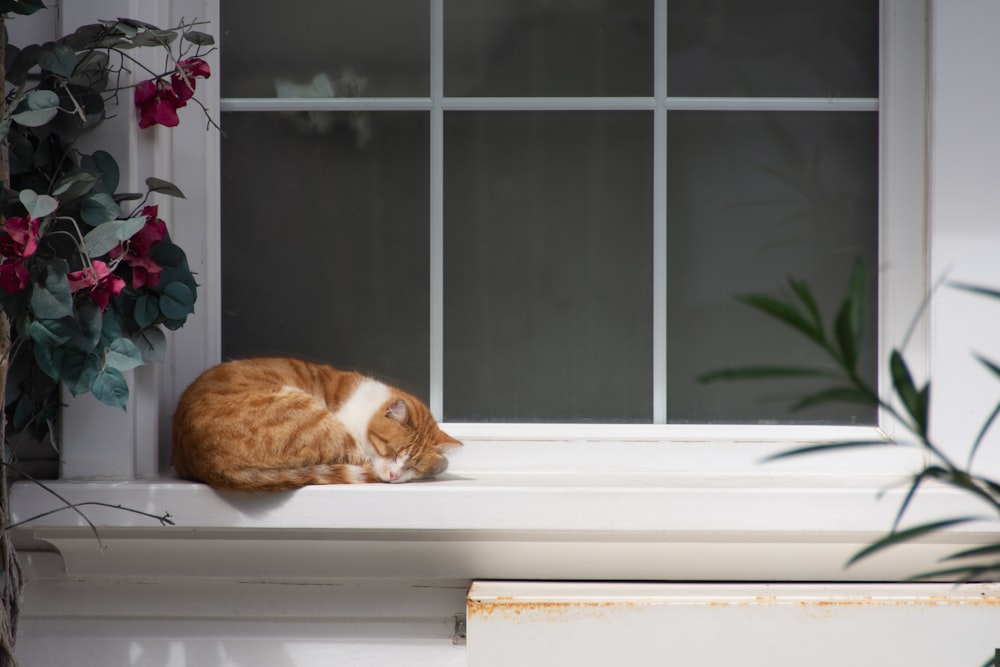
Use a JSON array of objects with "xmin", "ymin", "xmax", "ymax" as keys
[
  {"xmin": 90, "ymin": 367, "xmax": 130, "ymax": 409},
  {"xmin": 105, "ymin": 338, "xmax": 145, "ymax": 372},
  {"xmin": 761, "ymin": 439, "xmax": 897, "ymax": 463},
  {"xmin": 18, "ymin": 189, "xmax": 59, "ymax": 219},
  {"xmin": 737, "ymin": 294, "xmax": 824, "ymax": 346},
  {"xmin": 791, "ymin": 386, "xmax": 876, "ymax": 412},
  {"xmin": 699, "ymin": 366, "xmax": 839, "ymax": 384},
  {"xmin": 183, "ymin": 30, "xmax": 215, "ymax": 45},
  {"xmin": 30, "ymin": 263, "xmax": 73, "ymax": 319},
  {"xmin": 891, "ymin": 466, "xmax": 949, "ymax": 533},
  {"xmin": 68, "ymin": 300, "xmax": 103, "ymax": 353},
  {"xmin": 788, "ymin": 277, "xmax": 824, "ymax": 335},
  {"xmin": 833, "ymin": 260, "xmax": 866, "ymax": 371},
  {"xmin": 37, "ymin": 44, "xmax": 77, "ymax": 77},
  {"xmin": 80, "ymin": 150, "xmax": 120, "ymax": 194},
  {"xmin": 83, "ymin": 216, "xmax": 147, "ymax": 256},
  {"xmin": 33, "ymin": 343, "xmax": 62, "ymax": 381},
  {"xmin": 27, "ymin": 319, "xmax": 73, "ymax": 347},
  {"xmin": 130, "ymin": 29, "xmax": 178, "ymax": 47},
  {"xmin": 940, "ymin": 542, "xmax": 1000, "ymax": 562},
  {"xmin": 145, "ymin": 177, "xmax": 186, "ymax": 199},
  {"xmin": 847, "ymin": 517, "xmax": 980, "ymax": 568},
  {"xmin": 11, "ymin": 89, "xmax": 60, "ymax": 127},
  {"xmin": 890, "ymin": 350, "xmax": 928, "ymax": 435},
  {"xmin": 133, "ymin": 295, "xmax": 159, "ymax": 329},
  {"xmin": 0, "ymin": 0, "xmax": 47, "ymax": 16},
  {"xmin": 52, "ymin": 172, "xmax": 98, "ymax": 200},
  {"xmin": 80, "ymin": 192, "xmax": 123, "ymax": 226},
  {"xmin": 60, "ymin": 349, "xmax": 102, "ymax": 396},
  {"xmin": 158, "ymin": 282, "xmax": 195, "ymax": 320},
  {"xmin": 134, "ymin": 326, "xmax": 167, "ymax": 363},
  {"xmin": 949, "ymin": 282, "xmax": 1000, "ymax": 302}
]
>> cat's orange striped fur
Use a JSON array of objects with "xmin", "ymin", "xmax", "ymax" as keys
[{"xmin": 171, "ymin": 357, "xmax": 461, "ymax": 491}]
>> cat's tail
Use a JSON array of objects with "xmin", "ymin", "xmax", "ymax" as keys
[{"xmin": 184, "ymin": 463, "xmax": 379, "ymax": 491}]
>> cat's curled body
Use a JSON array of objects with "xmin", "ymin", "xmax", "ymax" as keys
[{"xmin": 171, "ymin": 357, "xmax": 461, "ymax": 491}]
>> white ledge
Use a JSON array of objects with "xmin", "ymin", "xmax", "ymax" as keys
[{"xmin": 12, "ymin": 471, "xmax": 998, "ymax": 582}]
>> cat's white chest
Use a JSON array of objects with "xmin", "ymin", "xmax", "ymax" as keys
[{"xmin": 333, "ymin": 379, "xmax": 390, "ymax": 454}]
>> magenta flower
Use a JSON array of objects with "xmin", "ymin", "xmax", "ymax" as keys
[
  {"xmin": 0, "ymin": 216, "xmax": 40, "ymax": 294},
  {"xmin": 109, "ymin": 205, "xmax": 167, "ymax": 288},
  {"xmin": 67, "ymin": 260, "xmax": 126, "ymax": 311},
  {"xmin": 135, "ymin": 57, "xmax": 211, "ymax": 129}
]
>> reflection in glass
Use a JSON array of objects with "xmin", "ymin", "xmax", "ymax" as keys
[
  {"xmin": 444, "ymin": 112, "xmax": 653, "ymax": 422},
  {"xmin": 220, "ymin": 0, "xmax": 429, "ymax": 98},
  {"xmin": 666, "ymin": 111, "xmax": 878, "ymax": 424},
  {"xmin": 445, "ymin": 0, "xmax": 653, "ymax": 97},
  {"xmin": 667, "ymin": 0, "xmax": 877, "ymax": 98},
  {"xmin": 220, "ymin": 112, "xmax": 430, "ymax": 399}
]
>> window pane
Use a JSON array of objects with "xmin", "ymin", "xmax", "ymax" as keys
[
  {"xmin": 445, "ymin": 0, "xmax": 653, "ymax": 97},
  {"xmin": 220, "ymin": 0, "xmax": 429, "ymax": 98},
  {"xmin": 220, "ymin": 112, "xmax": 430, "ymax": 399},
  {"xmin": 444, "ymin": 112, "xmax": 653, "ymax": 423},
  {"xmin": 666, "ymin": 111, "xmax": 878, "ymax": 424},
  {"xmin": 668, "ymin": 0, "xmax": 878, "ymax": 98}
]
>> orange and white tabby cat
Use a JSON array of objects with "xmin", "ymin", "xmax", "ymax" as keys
[{"xmin": 171, "ymin": 357, "xmax": 461, "ymax": 491}]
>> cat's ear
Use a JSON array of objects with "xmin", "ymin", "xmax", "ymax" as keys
[
  {"xmin": 436, "ymin": 432, "xmax": 462, "ymax": 449},
  {"xmin": 385, "ymin": 398, "xmax": 408, "ymax": 422}
]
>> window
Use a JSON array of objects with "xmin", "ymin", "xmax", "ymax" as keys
[{"xmin": 218, "ymin": 0, "xmax": 885, "ymax": 430}]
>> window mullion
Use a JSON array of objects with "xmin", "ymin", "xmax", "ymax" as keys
[
  {"xmin": 430, "ymin": 0, "xmax": 445, "ymax": 420},
  {"xmin": 654, "ymin": 0, "xmax": 668, "ymax": 423}
]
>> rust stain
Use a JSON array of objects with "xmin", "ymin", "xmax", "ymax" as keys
[
  {"xmin": 468, "ymin": 593, "xmax": 1000, "ymax": 623},
  {"xmin": 467, "ymin": 598, "xmax": 643, "ymax": 624}
]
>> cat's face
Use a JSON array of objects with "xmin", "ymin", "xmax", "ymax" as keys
[{"xmin": 366, "ymin": 397, "xmax": 461, "ymax": 483}]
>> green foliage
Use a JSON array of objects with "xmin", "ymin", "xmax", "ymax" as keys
[
  {"xmin": 0, "ymin": 17, "xmax": 214, "ymax": 444},
  {"xmin": 703, "ymin": 264, "xmax": 1000, "ymax": 582}
]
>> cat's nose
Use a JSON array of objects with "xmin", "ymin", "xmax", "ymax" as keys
[{"xmin": 388, "ymin": 469, "xmax": 401, "ymax": 482}]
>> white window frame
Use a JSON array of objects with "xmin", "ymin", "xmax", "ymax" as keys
[{"xmin": 18, "ymin": 0, "xmax": 1000, "ymax": 584}]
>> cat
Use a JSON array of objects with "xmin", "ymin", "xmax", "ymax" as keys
[{"xmin": 171, "ymin": 357, "xmax": 461, "ymax": 491}]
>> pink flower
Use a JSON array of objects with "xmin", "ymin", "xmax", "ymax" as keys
[
  {"xmin": 0, "ymin": 216, "xmax": 40, "ymax": 294},
  {"xmin": 171, "ymin": 57, "xmax": 211, "ymax": 104},
  {"xmin": 135, "ymin": 58, "xmax": 211, "ymax": 129},
  {"xmin": 135, "ymin": 80, "xmax": 181, "ymax": 128},
  {"xmin": 109, "ymin": 206, "xmax": 167, "ymax": 288},
  {"xmin": 67, "ymin": 260, "xmax": 125, "ymax": 311}
]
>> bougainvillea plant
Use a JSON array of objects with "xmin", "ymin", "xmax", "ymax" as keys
[{"xmin": 0, "ymin": 14, "xmax": 214, "ymax": 447}]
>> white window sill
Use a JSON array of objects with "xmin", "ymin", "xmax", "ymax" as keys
[{"xmin": 13, "ymin": 457, "xmax": 996, "ymax": 583}]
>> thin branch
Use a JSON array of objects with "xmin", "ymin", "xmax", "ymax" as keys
[{"xmin": 4, "ymin": 501, "xmax": 174, "ymax": 533}]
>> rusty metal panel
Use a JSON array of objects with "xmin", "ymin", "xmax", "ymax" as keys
[{"xmin": 467, "ymin": 582, "xmax": 1000, "ymax": 667}]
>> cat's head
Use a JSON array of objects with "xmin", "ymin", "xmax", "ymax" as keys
[{"xmin": 366, "ymin": 395, "xmax": 461, "ymax": 483}]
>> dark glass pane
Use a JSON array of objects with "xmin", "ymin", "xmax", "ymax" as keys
[
  {"xmin": 221, "ymin": 112, "xmax": 430, "ymax": 400},
  {"xmin": 444, "ymin": 111, "xmax": 653, "ymax": 422},
  {"xmin": 221, "ymin": 0, "xmax": 429, "ymax": 98},
  {"xmin": 445, "ymin": 0, "xmax": 653, "ymax": 96},
  {"xmin": 668, "ymin": 0, "xmax": 878, "ymax": 98},
  {"xmin": 666, "ymin": 111, "xmax": 878, "ymax": 424}
]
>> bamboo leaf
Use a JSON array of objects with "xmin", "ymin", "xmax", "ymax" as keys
[
  {"xmin": 940, "ymin": 542, "xmax": 1000, "ymax": 562},
  {"xmin": 736, "ymin": 294, "xmax": 824, "ymax": 346},
  {"xmin": 761, "ymin": 439, "xmax": 896, "ymax": 463},
  {"xmin": 891, "ymin": 466, "xmax": 949, "ymax": 533},
  {"xmin": 833, "ymin": 260, "xmax": 866, "ymax": 371},
  {"xmin": 788, "ymin": 277, "xmax": 824, "ymax": 335},
  {"xmin": 907, "ymin": 562, "xmax": 1000, "ymax": 583},
  {"xmin": 847, "ymin": 517, "xmax": 979, "ymax": 568},
  {"xmin": 791, "ymin": 386, "xmax": 876, "ymax": 412},
  {"xmin": 890, "ymin": 350, "xmax": 928, "ymax": 436},
  {"xmin": 968, "ymin": 398, "xmax": 1000, "ymax": 469},
  {"xmin": 949, "ymin": 282, "xmax": 1000, "ymax": 301}
]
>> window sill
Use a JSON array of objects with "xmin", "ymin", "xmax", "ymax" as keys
[{"xmin": 13, "ymin": 465, "xmax": 995, "ymax": 583}]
